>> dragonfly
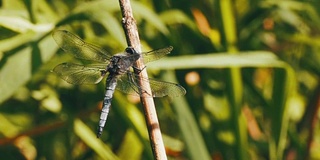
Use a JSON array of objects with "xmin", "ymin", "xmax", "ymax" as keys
[{"xmin": 52, "ymin": 30, "xmax": 186, "ymax": 138}]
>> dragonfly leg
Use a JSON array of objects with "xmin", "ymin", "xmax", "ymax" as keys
[
  {"xmin": 127, "ymin": 72, "xmax": 153, "ymax": 97},
  {"xmin": 125, "ymin": 46, "xmax": 146, "ymax": 73},
  {"xmin": 132, "ymin": 65, "xmax": 146, "ymax": 74}
]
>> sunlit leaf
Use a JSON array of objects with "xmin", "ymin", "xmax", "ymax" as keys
[
  {"xmin": 131, "ymin": 1, "xmax": 169, "ymax": 35},
  {"xmin": 0, "ymin": 32, "xmax": 57, "ymax": 103},
  {"xmin": 117, "ymin": 129, "xmax": 143, "ymax": 159},
  {"xmin": 147, "ymin": 51, "xmax": 287, "ymax": 70},
  {"xmin": 74, "ymin": 119, "xmax": 120, "ymax": 160},
  {"xmin": 160, "ymin": 9, "xmax": 197, "ymax": 31}
]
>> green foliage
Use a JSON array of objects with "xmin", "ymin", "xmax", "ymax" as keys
[{"xmin": 0, "ymin": 0, "xmax": 320, "ymax": 159}]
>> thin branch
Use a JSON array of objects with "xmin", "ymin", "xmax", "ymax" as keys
[
  {"xmin": 0, "ymin": 121, "xmax": 65, "ymax": 145},
  {"xmin": 118, "ymin": 0, "xmax": 168, "ymax": 159}
]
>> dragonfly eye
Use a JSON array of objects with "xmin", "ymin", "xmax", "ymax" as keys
[{"xmin": 125, "ymin": 46, "xmax": 137, "ymax": 55}]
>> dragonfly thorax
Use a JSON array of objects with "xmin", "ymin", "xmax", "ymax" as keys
[{"xmin": 107, "ymin": 53, "xmax": 140, "ymax": 75}]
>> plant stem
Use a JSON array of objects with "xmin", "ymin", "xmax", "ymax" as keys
[
  {"xmin": 219, "ymin": 0, "xmax": 248, "ymax": 159},
  {"xmin": 118, "ymin": 0, "xmax": 167, "ymax": 159}
]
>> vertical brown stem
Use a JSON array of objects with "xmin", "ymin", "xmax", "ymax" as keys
[{"xmin": 118, "ymin": 0, "xmax": 167, "ymax": 159}]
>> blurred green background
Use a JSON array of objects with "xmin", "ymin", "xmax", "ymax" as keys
[{"xmin": 1, "ymin": 0, "xmax": 320, "ymax": 159}]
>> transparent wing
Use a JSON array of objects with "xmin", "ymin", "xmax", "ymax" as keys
[
  {"xmin": 53, "ymin": 63, "xmax": 106, "ymax": 84},
  {"xmin": 141, "ymin": 46, "xmax": 173, "ymax": 64},
  {"xmin": 116, "ymin": 72, "xmax": 186, "ymax": 97},
  {"xmin": 52, "ymin": 30, "xmax": 112, "ymax": 63}
]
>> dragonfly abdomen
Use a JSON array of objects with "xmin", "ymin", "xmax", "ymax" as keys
[{"xmin": 97, "ymin": 75, "xmax": 118, "ymax": 138}]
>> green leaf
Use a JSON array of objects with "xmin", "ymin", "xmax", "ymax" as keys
[
  {"xmin": 160, "ymin": 9, "xmax": 197, "ymax": 31},
  {"xmin": 117, "ymin": 129, "xmax": 143, "ymax": 159},
  {"xmin": 163, "ymin": 71, "xmax": 211, "ymax": 160},
  {"xmin": 147, "ymin": 51, "xmax": 287, "ymax": 70},
  {"xmin": 74, "ymin": 119, "xmax": 120, "ymax": 160},
  {"xmin": 90, "ymin": 11, "xmax": 127, "ymax": 47},
  {"xmin": 131, "ymin": 1, "xmax": 169, "ymax": 35},
  {"xmin": 0, "ymin": 31, "xmax": 57, "ymax": 103}
]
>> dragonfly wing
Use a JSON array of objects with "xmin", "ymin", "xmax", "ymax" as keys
[
  {"xmin": 141, "ymin": 46, "xmax": 173, "ymax": 64},
  {"xmin": 147, "ymin": 77, "xmax": 186, "ymax": 97},
  {"xmin": 116, "ymin": 72, "xmax": 186, "ymax": 97},
  {"xmin": 53, "ymin": 63, "xmax": 106, "ymax": 84},
  {"xmin": 53, "ymin": 30, "xmax": 111, "ymax": 63},
  {"xmin": 116, "ymin": 73, "xmax": 142, "ymax": 96}
]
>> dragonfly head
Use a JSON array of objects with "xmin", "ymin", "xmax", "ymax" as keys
[
  {"xmin": 125, "ymin": 46, "xmax": 141, "ymax": 62},
  {"xmin": 125, "ymin": 46, "xmax": 138, "ymax": 55}
]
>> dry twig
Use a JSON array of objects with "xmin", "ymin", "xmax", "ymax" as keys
[{"xmin": 118, "ymin": 0, "xmax": 168, "ymax": 159}]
